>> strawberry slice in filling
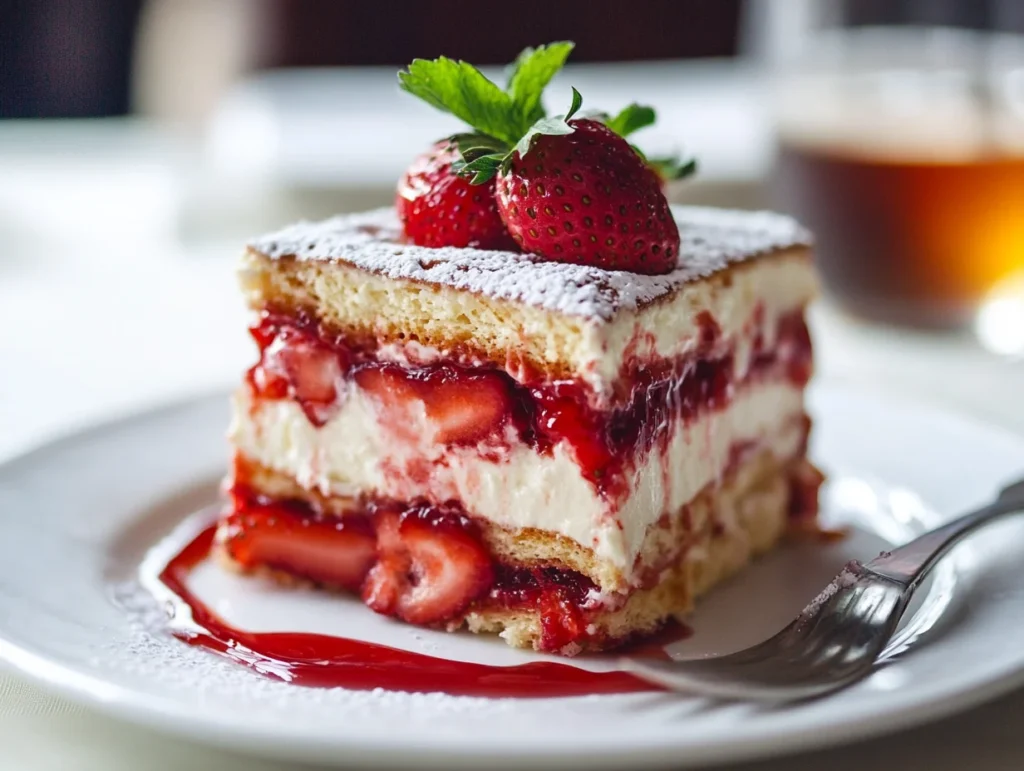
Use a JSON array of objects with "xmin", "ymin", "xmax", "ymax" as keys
[
  {"xmin": 362, "ymin": 504, "xmax": 493, "ymax": 625},
  {"xmin": 220, "ymin": 498, "xmax": 376, "ymax": 591},
  {"xmin": 221, "ymin": 494, "xmax": 508, "ymax": 629},
  {"xmin": 356, "ymin": 365, "xmax": 512, "ymax": 446},
  {"xmin": 219, "ymin": 490, "xmax": 603, "ymax": 649},
  {"xmin": 252, "ymin": 326, "xmax": 346, "ymax": 426}
]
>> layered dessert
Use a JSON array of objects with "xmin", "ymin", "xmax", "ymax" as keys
[
  {"xmin": 217, "ymin": 43, "xmax": 822, "ymax": 655},
  {"xmin": 220, "ymin": 205, "xmax": 819, "ymax": 654}
]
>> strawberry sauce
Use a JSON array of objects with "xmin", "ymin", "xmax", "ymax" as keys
[{"xmin": 153, "ymin": 523, "xmax": 668, "ymax": 698}]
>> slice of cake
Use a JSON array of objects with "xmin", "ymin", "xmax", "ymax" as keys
[
  {"xmin": 218, "ymin": 42, "xmax": 822, "ymax": 656},
  {"xmin": 219, "ymin": 204, "xmax": 821, "ymax": 654}
]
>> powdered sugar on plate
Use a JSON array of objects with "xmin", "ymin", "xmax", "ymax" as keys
[
  {"xmin": 248, "ymin": 206, "xmax": 811, "ymax": 321},
  {"xmin": 798, "ymin": 561, "xmax": 865, "ymax": 623}
]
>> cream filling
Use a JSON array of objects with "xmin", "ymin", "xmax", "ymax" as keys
[
  {"xmin": 595, "ymin": 251, "xmax": 817, "ymax": 389},
  {"xmin": 230, "ymin": 381, "xmax": 806, "ymax": 577}
]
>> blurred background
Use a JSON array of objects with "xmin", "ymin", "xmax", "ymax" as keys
[{"xmin": 1, "ymin": 0, "xmax": 1023, "ymax": 458}]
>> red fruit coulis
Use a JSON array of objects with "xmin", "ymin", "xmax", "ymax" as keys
[{"xmin": 150, "ymin": 523, "xmax": 689, "ymax": 698}]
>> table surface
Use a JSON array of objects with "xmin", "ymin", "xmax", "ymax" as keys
[{"xmin": 3, "ymin": 111, "xmax": 1024, "ymax": 769}]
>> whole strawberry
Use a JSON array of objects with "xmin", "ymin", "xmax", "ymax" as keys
[
  {"xmin": 495, "ymin": 119, "xmax": 678, "ymax": 273},
  {"xmin": 398, "ymin": 42, "xmax": 696, "ymax": 274},
  {"xmin": 396, "ymin": 141, "xmax": 512, "ymax": 250}
]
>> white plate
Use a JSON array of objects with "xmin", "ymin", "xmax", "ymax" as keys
[{"xmin": 1, "ymin": 382, "xmax": 1024, "ymax": 769}]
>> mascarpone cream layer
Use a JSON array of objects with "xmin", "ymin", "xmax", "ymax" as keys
[
  {"xmin": 597, "ymin": 252, "xmax": 815, "ymax": 387},
  {"xmin": 230, "ymin": 380, "xmax": 807, "ymax": 577}
]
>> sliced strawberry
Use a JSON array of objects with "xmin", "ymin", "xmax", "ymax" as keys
[
  {"xmin": 538, "ymin": 589, "xmax": 589, "ymax": 653},
  {"xmin": 259, "ymin": 330, "xmax": 345, "ymax": 425},
  {"xmin": 353, "ymin": 365, "xmax": 424, "ymax": 444},
  {"xmin": 360, "ymin": 510, "xmax": 405, "ymax": 613},
  {"xmin": 223, "ymin": 504, "xmax": 376, "ymax": 592},
  {"xmin": 248, "ymin": 360, "xmax": 289, "ymax": 400},
  {"xmin": 356, "ymin": 365, "xmax": 511, "ymax": 445},
  {"xmin": 419, "ymin": 370, "xmax": 511, "ymax": 444},
  {"xmin": 353, "ymin": 365, "xmax": 418, "ymax": 410},
  {"xmin": 362, "ymin": 505, "xmax": 493, "ymax": 626},
  {"xmin": 275, "ymin": 332, "xmax": 343, "ymax": 403},
  {"xmin": 532, "ymin": 385, "xmax": 613, "ymax": 480}
]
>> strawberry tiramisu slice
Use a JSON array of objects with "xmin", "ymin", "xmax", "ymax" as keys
[{"xmin": 217, "ymin": 43, "xmax": 822, "ymax": 655}]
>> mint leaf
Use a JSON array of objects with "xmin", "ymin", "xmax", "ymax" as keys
[
  {"xmin": 511, "ymin": 88, "xmax": 582, "ymax": 159},
  {"xmin": 398, "ymin": 43, "xmax": 580, "ymax": 163},
  {"xmin": 452, "ymin": 153, "xmax": 505, "ymax": 184},
  {"xmin": 649, "ymin": 155, "xmax": 698, "ymax": 181},
  {"xmin": 449, "ymin": 132, "xmax": 508, "ymax": 162},
  {"xmin": 399, "ymin": 57, "xmax": 519, "ymax": 144},
  {"xmin": 506, "ymin": 41, "xmax": 575, "ymax": 128},
  {"xmin": 512, "ymin": 115, "xmax": 574, "ymax": 160},
  {"xmin": 565, "ymin": 86, "xmax": 583, "ymax": 121},
  {"xmin": 605, "ymin": 104, "xmax": 656, "ymax": 137}
]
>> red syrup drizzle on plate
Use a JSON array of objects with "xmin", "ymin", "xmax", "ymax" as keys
[{"xmin": 148, "ymin": 521, "xmax": 691, "ymax": 698}]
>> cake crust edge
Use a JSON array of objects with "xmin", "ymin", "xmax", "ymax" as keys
[{"xmin": 239, "ymin": 244, "xmax": 816, "ymax": 386}]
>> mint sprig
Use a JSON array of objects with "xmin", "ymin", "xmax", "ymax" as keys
[
  {"xmin": 600, "ymin": 104, "xmax": 696, "ymax": 180},
  {"xmin": 400, "ymin": 42, "xmax": 575, "ymax": 149},
  {"xmin": 398, "ymin": 41, "xmax": 697, "ymax": 184},
  {"xmin": 452, "ymin": 89, "xmax": 581, "ymax": 184},
  {"xmin": 648, "ymin": 155, "xmax": 698, "ymax": 181},
  {"xmin": 400, "ymin": 43, "xmax": 582, "ymax": 182},
  {"xmin": 506, "ymin": 42, "xmax": 575, "ymax": 128},
  {"xmin": 604, "ymin": 104, "xmax": 656, "ymax": 137},
  {"xmin": 512, "ymin": 86, "xmax": 582, "ymax": 159},
  {"xmin": 399, "ymin": 57, "xmax": 522, "ymax": 144}
]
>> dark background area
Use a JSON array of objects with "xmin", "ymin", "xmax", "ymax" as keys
[
  {"xmin": 1, "ymin": 0, "xmax": 1019, "ymax": 119},
  {"xmin": 0, "ymin": 0, "xmax": 145, "ymax": 117},
  {"xmin": 259, "ymin": 0, "xmax": 743, "ymax": 67},
  {"xmin": 0, "ymin": 0, "xmax": 742, "ymax": 119}
]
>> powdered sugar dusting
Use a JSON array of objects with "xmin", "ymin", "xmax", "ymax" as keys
[
  {"xmin": 798, "ymin": 561, "xmax": 864, "ymax": 623},
  {"xmin": 249, "ymin": 206, "xmax": 811, "ymax": 321}
]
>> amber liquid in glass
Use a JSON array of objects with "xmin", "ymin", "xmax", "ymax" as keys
[{"xmin": 776, "ymin": 142, "xmax": 1024, "ymax": 327}]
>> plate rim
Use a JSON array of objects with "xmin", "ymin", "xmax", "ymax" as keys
[{"xmin": 6, "ymin": 628, "xmax": 1024, "ymax": 770}]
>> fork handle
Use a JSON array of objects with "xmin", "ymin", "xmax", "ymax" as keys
[{"xmin": 865, "ymin": 484, "xmax": 1024, "ymax": 588}]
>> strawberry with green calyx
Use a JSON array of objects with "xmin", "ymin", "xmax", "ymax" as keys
[
  {"xmin": 396, "ymin": 140, "xmax": 513, "ymax": 250},
  {"xmin": 495, "ymin": 109, "xmax": 681, "ymax": 273},
  {"xmin": 397, "ymin": 42, "xmax": 696, "ymax": 274},
  {"xmin": 394, "ymin": 42, "xmax": 576, "ymax": 250},
  {"xmin": 599, "ymin": 104, "xmax": 698, "ymax": 184}
]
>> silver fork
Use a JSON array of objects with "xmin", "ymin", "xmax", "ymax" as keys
[{"xmin": 621, "ymin": 478, "xmax": 1024, "ymax": 703}]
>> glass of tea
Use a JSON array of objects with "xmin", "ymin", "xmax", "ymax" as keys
[{"xmin": 770, "ymin": 25, "xmax": 1024, "ymax": 329}]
